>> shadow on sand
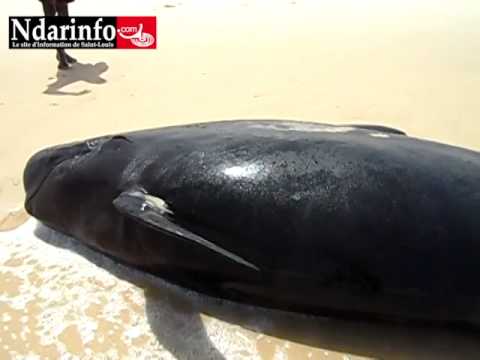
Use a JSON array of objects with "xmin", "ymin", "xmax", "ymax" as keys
[
  {"xmin": 43, "ymin": 62, "xmax": 109, "ymax": 96},
  {"xmin": 34, "ymin": 223, "xmax": 480, "ymax": 360}
]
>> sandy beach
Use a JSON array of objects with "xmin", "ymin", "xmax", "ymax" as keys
[{"xmin": 1, "ymin": 0, "xmax": 480, "ymax": 358}]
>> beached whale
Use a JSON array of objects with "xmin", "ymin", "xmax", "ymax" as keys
[{"xmin": 23, "ymin": 120, "xmax": 480, "ymax": 327}]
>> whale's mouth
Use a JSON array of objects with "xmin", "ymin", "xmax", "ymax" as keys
[
  {"xmin": 24, "ymin": 141, "xmax": 89, "ymax": 208},
  {"xmin": 24, "ymin": 135, "xmax": 132, "ymax": 211},
  {"xmin": 24, "ymin": 154, "xmax": 68, "ymax": 204}
]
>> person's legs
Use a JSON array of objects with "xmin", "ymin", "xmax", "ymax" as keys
[
  {"xmin": 47, "ymin": 1, "xmax": 76, "ymax": 69},
  {"xmin": 41, "ymin": 1, "xmax": 68, "ymax": 69},
  {"xmin": 41, "ymin": 0, "xmax": 56, "ymax": 16}
]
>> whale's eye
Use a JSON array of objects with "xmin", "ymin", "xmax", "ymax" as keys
[
  {"xmin": 86, "ymin": 139, "xmax": 100, "ymax": 150},
  {"xmin": 86, "ymin": 136, "xmax": 129, "ymax": 151}
]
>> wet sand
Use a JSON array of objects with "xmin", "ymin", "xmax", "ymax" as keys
[
  {"xmin": 1, "ymin": 0, "xmax": 480, "ymax": 358},
  {"xmin": 2, "ymin": 220, "xmax": 479, "ymax": 359}
]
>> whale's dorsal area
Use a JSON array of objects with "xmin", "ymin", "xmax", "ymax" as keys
[
  {"xmin": 347, "ymin": 124, "xmax": 407, "ymax": 136},
  {"xmin": 247, "ymin": 121, "xmax": 406, "ymax": 136}
]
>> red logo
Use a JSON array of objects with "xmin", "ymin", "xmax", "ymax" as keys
[{"xmin": 116, "ymin": 17, "xmax": 156, "ymax": 49}]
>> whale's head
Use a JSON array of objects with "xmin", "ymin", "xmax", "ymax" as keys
[{"xmin": 24, "ymin": 135, "xmax": 134, "ymax": 234}]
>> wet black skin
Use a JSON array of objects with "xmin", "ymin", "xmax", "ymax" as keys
[{"xmin": 24, "ymin": 120, "xmax": 480, "ymax": 327}]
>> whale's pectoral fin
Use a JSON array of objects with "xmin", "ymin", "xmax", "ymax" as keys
[
  {"xmin": 113, "ymin": 189, "xmax": 259, "ymax": 271},
  {"xmin": 348, "ymin": 125, "xmax": 407, "ymax": 136}
]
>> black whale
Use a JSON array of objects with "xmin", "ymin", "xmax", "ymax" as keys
[{"xmin": 24, "ymin": 120, "xmax": 480, "ymax": 327}]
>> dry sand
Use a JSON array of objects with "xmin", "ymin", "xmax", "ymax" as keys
[
  {"xmin": 1, "ymin": 0, "xmax": 480, "ymax": 358},
  {"xmin": 2, "ymin": 0, "xmax": 480, "ymax": 226}
]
